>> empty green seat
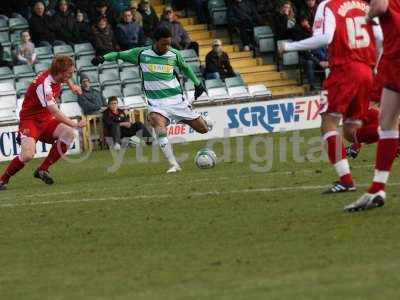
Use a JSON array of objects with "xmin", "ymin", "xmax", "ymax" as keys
[
  {"xmin": 0, "ymin": 31, "xmax": 10, "ymax": 45},
  {"xmin": 61, "ymin": 90, "xmax": 78, "ymax": 103},
  {"xmin": 102, "ymin": 84, "xmax": 122, "ymax": 99},
  {"xmin": 99, "ymin": 69, "xmax": 120, "ymax": 86},
  {"xmin": 13, "ymin": 65, "xmax": 35, "ymax": 79},
  {"xmin": 53, "ymin": 45, "xmax": 74, "ymax": 57},
  {"xmin": 254, "ymin": 26, "xmax": 275, "ymax": 52},
  {"xmin": 225, "ymin": 75, "xmax": 245, "ymax": 87},
  {"xmin": 10, "ymin": 31, "xmax": 21, "ymax": 45},
  {"xmin": 34, "ymin": 62, "xmax": 51, "ymax": 74},
  {"xmin": 76, "ymin": 55, "xmax": 96, "ymax": 72},
  {"xmin": 208, "ymin": 0, "xmax": 227, "ymax": 26},
  {"xmin": 35, "ymin": 46, "xmax": 54, "ymax": 60},
  {"xmin": 74, "ymin": 43, "xmax": 95, "ymax": 58},
  {"xmin": 16, "ymin": 77, "xmax": 33, "ymax": 97},
  {"xmin": 0, "ymin": 19, "xmax": 8, "ymax": 32},
  {"xmin": 0, "ymin": 67, "xmax": 14, "ymax": 80},
  {"xmin": 123, "ymin": 83, "xmax": 143, "ymax": 97},
  {"xmin": 8, "ymin": 17, "xmax": 28, "ymax": 32},
  {"xmin": 181, "ymin": 49, "xmax": 198, "ymax": 63},
  {"xmin": 120, "ymin": 67, "xmax": 141, "ymax": 85}
]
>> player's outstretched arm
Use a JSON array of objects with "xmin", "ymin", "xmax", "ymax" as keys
[
  {"xmin": 67, "ymin": 79, "xmax": 82, "ymax": 96},
  {"xmin": 91, "ymin": 47, "xmax": 147, "ymax": 66},
  {"xmin": 175, "ymin": 50, "xmax": 205, "ymax": 99},
  {"xmin": 369, "ymin": 0, "xmax": 389, "ymax": 18},
  {"xmin": 282, "ymin": 1, "xmax": 335, "ymax": 53},
  {"xmin": 47, "ymin": 105, "xmax": 86, "ymax": 128}
]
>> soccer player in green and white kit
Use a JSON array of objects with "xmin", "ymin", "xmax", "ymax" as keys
[{"xmin": 92, "ymin": 27, "xmax": 213, "ymax": 173}]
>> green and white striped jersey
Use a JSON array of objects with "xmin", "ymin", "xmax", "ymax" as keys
[{"xmin": 103, "ymin": 46, "xmax": 200, "ymax": 106}]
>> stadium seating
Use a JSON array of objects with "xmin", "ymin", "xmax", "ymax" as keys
[
  {"xmin": 60, "ymin": 102, "xmax": 82, "ymax": 117},
  {"xmin": 76, "ymin": 55, "xmax": 96, "ymax": 72},
  {"xmin": 35, "ymin": 46, "xmax": 54, "ymax": 60},
  {"xmin": 73, "ymin": 42, "xmax": 95, "ymax": 58},
  {"xmin": 10, "ymin": 31, "xmax": 21, "ymax": 45},
  {"xmin": 99, "ymin": 69, "xmax": 121, "ymax": 87},
  {"xmin": 0, "ymin": 82, "xmax": 18, "ymax": 122},
  {"xmin": 34, "ymin": 61, "xmax": 51, "ymax": 74},
  {"xmin": 15, "ymin": 77, "xmax": 33, "ymax": 97},
  {"xmin": 247, "ymin": 84, "xmax": 272, "ymax": 97},
  {"xmin": 225, "ymin": 76, "xmax": 250, "ymax": 99},
  {"xmin": 205, "ymin": 78, "xmax": 229, "ymax": 100},
  {"xmin": 61, "ymin": 89, "xmax": 78, "ymax": 103},
  {"xmin": 0, "ymin": 66, "xmax": 15, "ymax": 81},
  {"xmin": 254, "ymin": 26, "xmax": 275, "ymax": 53},
  {"xmin": 180, "ymin": 49, "xmax": 199, "ymax": 63},
  {"xmin": 0, "ymin": 31, "xmax": 10, "ymax": 45},
  {"xmin": 53, "ymin": 45, "xmax": 74, "ymax": 57},
  {"xmin": 120, "ymin": 67, "xmax": 141, "ymax": 85},
  {"xmin": 8, "ymin": 17, "xmax": 28, "ymax": 32},
  {"xmin": 78, "ymin": 69, "xmax": 99, "ymax": 85},
  {"xmin": 102, "ymin": 84, "xmax": 122, "ymax": 99},
  {"xmin": 0, "ymin": 19, "xmax": 8, "ymax": 32},
  {"xmin": 13, "ymin": 65, "xmax": 35, "ymax": 80},
  {"xmin": 123, "ymin": 83, "xmax": 146, "ymax": 108},
  {"xmin": 277, "ymin": 40, "xmax": 299, "ymax": 69},
  {"xmin": 99, "ymin": 60, "xmax": 119, "ymax": 72},
  {"xmin": 207, "ymin": 0, "xmax": 227, "ymax": 26}
]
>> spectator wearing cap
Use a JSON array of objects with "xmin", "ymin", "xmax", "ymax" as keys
[
  {"xmin": 130, "ymin": 2, "xmax": 143, "ymax": 26},
  {"xmin": 52, "ymin": 0, "xmax": 82, "ymax": 44},
  {"xmin": 204, "ymin": 39, "xmax": 235, "ymax": 80},
  {"xmin": 92, "ymin": 16, "xmax": 120, "ymax": 56},
  {"xmin": 102, "ymin": 96, "xmax": 153, "ymax": 150},
  {"xmin": 115, "ymin": 8, "xmax": 145, "ymax": 51},
  {"xmin": 90, "ymin": 0, "xmax": 117, "ymax": 29},
  {"xmin": 138, "ymin": 0, "xmax": 159, "ymax": 38},
  {"xmin": 29, "ymin": 1, "xmax": 64, "ymax": 47},
  {"xmin": 77, "ymin": 73, "xmax": 107, "ymax": 115},
  {"xmin": 156, "ymin": 6, "xmax": 199, "ymax": 55}
]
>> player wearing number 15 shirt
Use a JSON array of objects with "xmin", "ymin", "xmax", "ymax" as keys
[{"xmin": 281, "ymin": 0, "xmax": 383, "ymax": 194}]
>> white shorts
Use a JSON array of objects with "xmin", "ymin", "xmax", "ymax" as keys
[{"xmin": 147, "ymin": 101, "xmax": 201, "ymax": 125}]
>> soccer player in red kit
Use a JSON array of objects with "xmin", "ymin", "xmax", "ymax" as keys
[
  {"xmin": 345, "ymin": 0, "xmax": 400, "ymax": 211},
  {"xmin": 281, "ymin": 0, "xmax": 383, "ymax": 193},
  {"xmin": 0, "ymin": 55, "xmax": 86, "ymax": 190}
]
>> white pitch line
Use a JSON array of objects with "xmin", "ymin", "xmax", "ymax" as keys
[
  {"xmin": 0, "ymin": 162, "xmax": 378, "ymax": 201},
  {"xmin": 2, "ymin": 182, "xmax": 400, "ymax": 208}
]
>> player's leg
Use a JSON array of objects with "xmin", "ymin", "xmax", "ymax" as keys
[
  {"xmin": 148, "ymin": 111, "xmax": 181, "ymax": 173},
  {"xmin": 0, "ymin": 137, "xmax": 36, "ymax": 189},
  {"xmin": 321, "ymin": 112, "xmax": 355, "ymax": 193},
  {"xmin": 344, "ymin": 88, "xmax": 400, "ymax": 212},
  {"xmin": 35, "ymin": 121, "xmax": 76, "ymax": 184}
]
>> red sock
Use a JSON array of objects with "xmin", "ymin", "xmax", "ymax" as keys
[
  {"xmin": 368, "ymin": 136, "xmax": 399, "ymax": 193},
  {"xmin": 38, "ymin": 141, "xmax": 68, "ymax": 172},
  {"xmin": 0, "ymin": 156, "xmax": 25, "ymax": 183},
  {"xmin": 324, "ymin": 132, "xmax": 354, "ymax": 186},
  {"xmin": 355, "ymin": 124, "xmax": 379, "ymax": 144}
]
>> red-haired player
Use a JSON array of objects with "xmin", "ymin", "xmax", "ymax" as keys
[
  {"xmin": 0, "ymin": 55, "xmax": 86, "ymax": 190},
  {"xmin": 281, "ymin": 0, "xmax": 383, "ymax": 193},
  {"xmin": 345, "ymin": 0, "xmax": 400, "ymax": 211}
]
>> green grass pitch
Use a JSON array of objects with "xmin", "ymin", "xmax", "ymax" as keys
[{"xmin": 1, "ymin": 129, "xmax": 400, "ymax": 300}]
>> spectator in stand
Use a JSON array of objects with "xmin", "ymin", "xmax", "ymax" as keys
[
  {"xmin": 15, "ymin": 30, "xmax": 37, "ymax": 65},
  {"xmin": 90, "ymin": 0, "xmax": 117, "ymax": 29},
  {"xmin": 77, "ymin": 73, "xmax": 107, "ymax": 115},
  {"xmin": 130, "ymin": 2, "xmax": 143, "ymax": 26},
  {"xmin": 76, "ymin": 10, "xmax": 91, "ymax": 42},
  {"xmin": 157, "ymin": 6, "xmax": 199, "ymax": 55},
  {"xmin": 115, "ymin": 8, "xmax": 145, "ymax": 51},
  {"xmin": 138, "ymin": 0, "xmax": 159, "ymax": 38},
  {"xmin": 298, "ymin": 0, "xmax": 317, "ymax": 39},
  {"xmin": 103, "ymin": 96, "xmax": 152, "ymax": 150},
  {"xmin": 273, "ymin": 2, "xmax": 299, "ymax": 40},
  {"xmin": 302, "ymin": 47, "xmax": 328, "ymax": 91},
  {"xmin": 204, "ymin": 39, "xmax": 235, "ymax": 80},
  {"xmin": 52, "ymin": 0, "xmax": 82, "ymax": 44},
  {"xmin": 193, "ymin": 0, "xmax": 208, "ymax": 24},
  {"xmin": 29, "ymin": 1, "xmax": 64, "ymax": 46},
  {"xmin": 0, "ymin": 43, "xmax": 13, "ymax": 68},
  {"xmin": 171, "ymin": 0, "xmax": 188, "ymax": 17},
  {"xmin": 227, "ymin": 0, "xmax": 264, "ymax": 51},
  {"xmin": 92, "ymin": 16, "xmax": 119, "ymax": 56},
  {"xmin": 74, "ymin": 0, "xmax": 91, "ymax": 15}
]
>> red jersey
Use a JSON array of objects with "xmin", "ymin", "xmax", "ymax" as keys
[
  {"xmin": 324, "ymin": 0, "xmax": 377, "ymax": 67},
  {"xmin": 379, "ymin": 0, "xmax": 400, "ymax": 59},
  {"xmin": 19, "ymin": 70, "xmax": 61, "ymax": 121}
]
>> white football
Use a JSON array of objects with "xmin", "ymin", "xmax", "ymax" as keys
[{"xmin": 195, "ymin": 148, "xmax": 217, "ymax": 169}]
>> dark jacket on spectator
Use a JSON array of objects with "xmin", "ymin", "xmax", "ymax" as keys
[
  {"xmin": 52, "ymin": 8, "xmax": 81, "ymax": 44},
  {"xmin": 115, "ymin": 21, "xmax": 145, "ymax": 50},
  {"xmin": 156, "ymin": 19, "xmax": 190, "ymax": 50},
  {"xmin": 78, "ymin": 87, "xmax": 106, "ymax": 115},
  {"xmin": 138, "ymin": 5, "xmax": 159, "ymax": 38},
  {"xmin": 227, "ymin": 0, "xmax": 263, "ymax": 28},
  {"xmin": 205, "ymin": 50, "xmax": 235, "ymax": 79},
  {"xmin": 102, "ymin": 108, "xmax": 128, "ymax": 137},
  {"xmin": 273, "ymin": 13, "xmax": 298, "ymax": 40},
  {"xmin": 89, "ymin": 3, "xmax": 117, "ymax": 28},
  {"xmin": 92, "ymin": 23, "xmax": 119, "ymax": 56},
  {"xmin": 76, "ymin": 20, "xmax": 91, "ymax": 42},
  {"xmin": 29, "ymin": 12, "xmax": 57, "ymax": 44}
]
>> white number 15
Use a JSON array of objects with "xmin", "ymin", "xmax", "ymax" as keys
[{"xmin": 346, "ymin": 16, "xmax": 370, "ymax": 49}]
